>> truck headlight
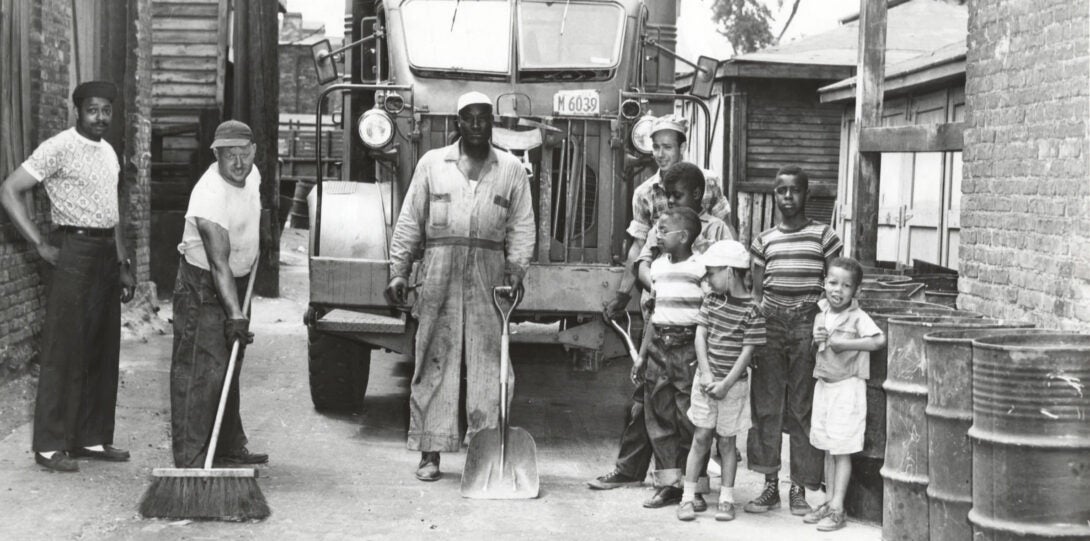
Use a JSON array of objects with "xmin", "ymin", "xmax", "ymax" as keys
[
  {"xmin": 630, "ymin": 115, "xmax": 656, "ymax": 155},
  {"xmin": 358, "ymin": 109, "xmax": 394, "ymax": 148}
]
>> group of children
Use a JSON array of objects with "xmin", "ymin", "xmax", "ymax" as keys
[{"xmin": 615, "ymin": 163, "xmax": 886, "ymax": 532}]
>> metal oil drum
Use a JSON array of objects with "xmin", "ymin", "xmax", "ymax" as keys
[
  {"xmin": 924, "ymin": 290, "xmax": 958, "ymax": 309},
  {"xmin": 922, "ymin": 325, "xmax": 1036, "ymax": 541},
  {"xmin": 882, "ymin": 315, "xmax": 1004, "ymax": 541},
  {"xmin": 968, "ymin": 333, "xmax": 1090, "ymax": 541}
]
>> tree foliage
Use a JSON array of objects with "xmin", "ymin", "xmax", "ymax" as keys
[{"xmin": 710, "ymin": 0, "xmax": 802, "ymax": 55}]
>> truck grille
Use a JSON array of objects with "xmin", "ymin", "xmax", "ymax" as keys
[{"xmin": 419, "ymin": 115, "xmax": 619, "ymax": 265}]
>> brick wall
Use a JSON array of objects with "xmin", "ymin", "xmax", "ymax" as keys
[
  {"xmin": 279, "ymin": 44, "xmax": 341, "ymax": 115},
  {"xmin": 960, "ymin": 0, "xmax": 1090, "ymax": 328}
]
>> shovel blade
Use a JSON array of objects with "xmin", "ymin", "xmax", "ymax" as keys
[{"xmin": 460, "ymin": 427, "xmax": 539, "ymax": 499}]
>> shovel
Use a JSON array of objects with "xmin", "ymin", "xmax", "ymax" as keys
[{"xmin": 460, "ymin": 285, "xmax": 540, "ymax": 499}]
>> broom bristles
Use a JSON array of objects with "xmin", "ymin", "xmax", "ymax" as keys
[{"xmin": 139, "ymin": 475, "xmax": 270, "ymax": 521}]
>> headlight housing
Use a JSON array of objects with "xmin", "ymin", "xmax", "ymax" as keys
[
  {"xmin": 358, "ymin": 109, "xmax": 394, "ymax": 148},
  {"xmin": 630, "ymin": 114, "xmax": 656, "ymax": 155}
]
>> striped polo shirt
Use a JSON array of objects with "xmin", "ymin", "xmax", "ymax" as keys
[
  {"xmin": 751, "ymin": 220, "xmax": 842, "ymax": 311},
  {"xmin": 649, "ymin": 255, "xmax": 705, "ymax": 326},
  {"xmin": 698, "ymin": 293, "xmax": 766, "ymax": 378}
]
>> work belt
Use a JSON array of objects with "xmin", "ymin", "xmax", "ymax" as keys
[
  {"xmin": 653, "ymin": 324, "xmax": 697, "ymax": 347},
  {"xmin": 425, "ymin": 237, "xmax": 503, "ymax": 251},
  {"xmin": 57, "ymin": 225, "xmax": 114, "ymax": 238}
]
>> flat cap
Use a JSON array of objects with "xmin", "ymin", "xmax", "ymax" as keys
[
  {"xmin": 72, "ymin": 81, "xmax": 118, "ymax": 103},
  {"xmin": 457, "ymin": 91, "xmax": 492, "ymax": 113},
  {"xmin": 210, "ymin": 120, "xmax": 253, "ymax": 149}
]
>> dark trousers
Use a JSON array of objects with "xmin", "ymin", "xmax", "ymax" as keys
[
  {"xmin": 613, "ymin": 383, "xmax": 652, "ymax": 479},
  {"xmin": 33, "ymin": 232, "xmax": 121, "ymax": 452},
  {"xmin": 170, "ymin": 259, "xmax": 249, "ymax": 468},
  {"xmin": 747, "ymin": 303, "xmax": 824, "ymax": 490},
  {"xmin": 644, "ymin": 326, "xmax": 698, "ymax": 488}
]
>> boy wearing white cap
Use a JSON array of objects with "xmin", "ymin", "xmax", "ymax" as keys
[{"xmin": 676, "ymin": 241, "xmax": 765, "ymax": 522}]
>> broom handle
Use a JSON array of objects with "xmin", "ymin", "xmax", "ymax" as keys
[{"xmin": 204, "ymin": 258, "xmax": 259, "ymax": 470}]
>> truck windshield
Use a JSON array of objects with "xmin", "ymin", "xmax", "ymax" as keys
[
  {"xmin": 401, "ymin": 0, "xmax": 511, "ymax": 74},
  {"xmin": 517, "ymin": 1, "xmax": 624, "ymax": 70}
]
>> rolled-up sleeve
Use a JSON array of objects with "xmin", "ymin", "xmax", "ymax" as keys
[
  {"xmin": 389, "ymin": 161, "xmax": 430, "ymax": 279},
  {"xmin": 626, "ymin": 183, "xmax": 653, "ymax": 240},
  {"xmin": 504, "ymin": 164, "xmax": 536, "ymax": 278}
]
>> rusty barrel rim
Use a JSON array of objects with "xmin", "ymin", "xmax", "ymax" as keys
[{"xmin": 859, "ymin": 299, "xmax": 953, "ymax": 312}]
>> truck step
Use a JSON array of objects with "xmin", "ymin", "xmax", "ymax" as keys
[{"xmin": 316, "ymin": 309, "xmax": 405, "ymax": 334}]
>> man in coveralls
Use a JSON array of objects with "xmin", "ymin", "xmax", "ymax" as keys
[
  {"xmin": 385, "ymin": 91, "xmax": 536, "ymax": 482},
  {"xmin": 0, "ymin": 81, "xmax": 136, "ymax": 472}
]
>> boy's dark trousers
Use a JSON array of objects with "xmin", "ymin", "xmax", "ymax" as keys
[
  {"xmin": 643, "ymin": 325, "xmax": 699, "ymax": 488},
  {"xmin": 747, "ymin": 303, "xmax": 823, "ymax": 490}
]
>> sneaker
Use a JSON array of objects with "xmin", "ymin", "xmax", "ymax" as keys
[
  {"xmin": 715, "ymin": 501, "xmax": 736, "ymax": 521},
  {"xmin": 803, "ymin": 502, "xmax": 832, "ymax": 524},
  {"xmin": 676, "ymin": 501, "xmax": 696, "ymax": 521},
  {"xmin": 643, "ymin": 486, "xmax": 683, "ymax": 509},
  {"xmin": 743, "ymin": 479, "xmax": 780, "ymax": 513},
  {"xmin": 816, "ymin": 508, "xmax": 847, "ymax": 531},
  {"xmin": 693, "ymin": 493, "xmax": 708, "ymax": 512},
  {"xmin": 789, "ymin": 484, "xmax": 812, "ymax": 516},
  {"xmin": 587, "ymin": 468, "xmax": 641, "ymax": 490},
  {"xmin": 415, "ymin": 451, "xmax": 440, "ymax": 482}
]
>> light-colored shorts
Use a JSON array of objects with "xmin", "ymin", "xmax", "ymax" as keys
[
  {"xmin": 687, "ymin": 376, "xmax": 751, "ymax": 437},
  {"xmin": 810, "ymin": 377, "xmax": 866, "ymax": 455}
]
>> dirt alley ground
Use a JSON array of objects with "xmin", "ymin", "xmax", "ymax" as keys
[{"xmin": 0, "ymin": 227, "xmax": 879, "ymax": 540}]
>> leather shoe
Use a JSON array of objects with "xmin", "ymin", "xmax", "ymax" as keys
[
  {"xmin": 642, "ymin": 486, "xmax": 683, "ymax": 509},
  {"xmin": 70, "ymin": 445, "xmax": 130, "ymax": 462},
  {"xmin": 215, "ymin": 447, "xmax": 269, "ymax": 465},
  {"xmin": 36, "ymin": 452, "xmax": 79, "ymax": 473},
  {"xmin": 416, "ymin": 452, "xmax": 440, "ymax": 482},
  {"xmin": 693, "ymin": 493, "xmax": 708, "ymax": 512}
]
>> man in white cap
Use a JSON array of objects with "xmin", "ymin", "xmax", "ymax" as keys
[
  {"xmin": 170, "ymin": 119, "xmax": 266, "ymax": 468},
  {"xmin": 385, "ymin": 91, "xmax": 536, "ymax": 481},
  {"xmin": 0, "ymin": 80, "xmax": 136, "ymax": 472},
  {"xmin": 589, "ymin": 115, "xmax": 732, "ymax": 496}
]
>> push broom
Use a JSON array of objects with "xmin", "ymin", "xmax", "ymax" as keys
[{"xmin": 139, "ymin": 260, "xmax": 269, "ymax": 521}]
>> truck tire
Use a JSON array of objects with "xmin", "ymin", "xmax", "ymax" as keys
[{"xmin": 308, "ymin": 327, "xmax": 371, "ymax": 413}]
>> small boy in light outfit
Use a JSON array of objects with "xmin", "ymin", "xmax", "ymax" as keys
[
  {"xmin": 676, "ymin": 240, "xmax": 765, "ymax": 522},
  {"xmin": 804, "ymin": 256, "xmax": 886, "ymax": 531}
]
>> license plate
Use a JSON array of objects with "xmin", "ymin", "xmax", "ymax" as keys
[{"xmin": 553, "ymin": 90, "xmax": 600, "ymax": 117}]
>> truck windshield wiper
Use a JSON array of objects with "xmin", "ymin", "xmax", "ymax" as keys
[
  {"xmin": 560, "ymin": 0, "xmax": 571, "ymax": 35},
  {"xmin": 450, "ymin": 0, "xmax": 461, "ymax": 31}
]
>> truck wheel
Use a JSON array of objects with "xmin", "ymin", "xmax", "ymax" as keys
[{"xmin": 308, "ymin": 327, "xmax": 371, "ymax": 413}]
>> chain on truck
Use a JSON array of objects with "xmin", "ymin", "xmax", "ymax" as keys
[{"xmin": 303, "ymin": 0, "xmax": 721, "ymax": 412}]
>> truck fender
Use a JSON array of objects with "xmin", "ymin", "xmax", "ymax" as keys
[{"xmin": 307, "ymin": 180, "xmax": 393, "ymax": 260}]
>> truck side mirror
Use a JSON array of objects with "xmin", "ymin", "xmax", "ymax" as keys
[
  {"xmin": 691, "ymin": 56, "xmax": 719, "ymax": 100},
  {"xmin": 311, "ymin": 39, "xmax": 339, "ymax": 85}
]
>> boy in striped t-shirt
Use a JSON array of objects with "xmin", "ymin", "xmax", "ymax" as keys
[
  {"xmin": 745, "ymin": 165, "xmax": 843, "ymax": 516},
  {"xmin": 677, "ymin": 241, "xmax": 765, "ymax": 522},
  {"xmin": 632, "ymin": 206, "xmax": 705, "ymax": 508}
]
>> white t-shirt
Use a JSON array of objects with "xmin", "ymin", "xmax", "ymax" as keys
[
  {"xmin": 177, "ymin": 163, "xmax": 261, "ymax": 277},
  {"xmin": 21, "ymin": 128, "xmax": 120, "ymax": 227}
]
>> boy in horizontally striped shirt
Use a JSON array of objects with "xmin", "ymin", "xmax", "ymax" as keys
[
  {"xmin": 676, "ymin": 240, "xmax": 765, "ymax": 522},
  {"xmin": 633, "ymin": 206, "xmax": 706, "ymax": 509},
  {"xmin": 745, "ymin": 165, "xmax": 843, "ymax": 517}
]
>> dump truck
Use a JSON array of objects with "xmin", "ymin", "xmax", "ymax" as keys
[{"xmin": 305, "ymin": 0, "xmax": 720, "ymax": 411}]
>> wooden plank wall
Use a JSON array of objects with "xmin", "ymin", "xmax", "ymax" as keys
[
  {"xmin": 734, "ymin": 78, "xmax": 843, "ymax": 246},
  {"xmin": 740, "ymin": 78, "xmax": 843, "ymax": 197},
  {"xmin": 151, "ymin": 0, "xmax": 224, "ymax": 165}
]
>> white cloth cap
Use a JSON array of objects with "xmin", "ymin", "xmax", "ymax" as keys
[
  {"xmin": 457, "ymin": 91, "xmax": 492, "ymax": 113},
  {"xmin": 651, "ymin": 115, "xmax": 689, "ymax": 137},
  {"xmin": 696, "ymin": 240, "xmax": 751, "ymax": 269}
]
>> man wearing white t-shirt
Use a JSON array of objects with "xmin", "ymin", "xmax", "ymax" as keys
[
  {"xmin": 0, "ymin": 81, "xmax": 136, "ymax": 473},
  {"xmin": 170, "ymin": 120, "xmax": 266, "ymax": 468}
]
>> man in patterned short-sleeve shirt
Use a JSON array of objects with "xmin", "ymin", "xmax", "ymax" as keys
[{"xmin": 0, "ymin": 81, "xmax": 136, "ymax": 473}]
